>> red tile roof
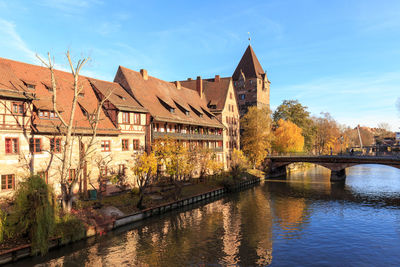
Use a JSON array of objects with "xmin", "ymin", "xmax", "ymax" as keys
[
  {"xmin": 0, "ymin": 57, "xmax": 119, "ymax": 135},
  {"xmin": 180, "ymin": 77, "xmax": 233, "ymax": 112},
  {"xmin": 88, "ymin": 78, "xmax": 147, "ymax": 113},
  {"xmin": 232, "ymin": 45, "xmax": 265, "ymax": 80},
  {"xmin": 114, "ymin": 66, "xmax": 223, "ymax": 128}
]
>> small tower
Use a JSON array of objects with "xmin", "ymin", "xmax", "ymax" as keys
[{"xmin": 232, "ymin": 45, "xmax": 270, "ymax": 116}]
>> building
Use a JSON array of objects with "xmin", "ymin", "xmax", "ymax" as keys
[
  {"xmin": 180, "ymin": 75, "xmax": 240, "ymax": 168},
  {"xmin": 0, "ymin": 57, "xmax": 148, "ymax": 198},
  {"xmin": 114, "ymin": 67, "xmax": 225, "ymax": 167},
  {"xmin": 232, "ymin": 45, "xmax": 270, "ymax": 117}
]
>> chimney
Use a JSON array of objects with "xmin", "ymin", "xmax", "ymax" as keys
[
  {"xmin": 196, "ymin": 76, "xmax": 203, "ymax": 98},
  {"xmin": 140, "ymin": 69, "xmax": 148, "ymax": 80},
  {"xmin": 174, "ymin": 81, "xmax": 181, "ymax": 90},
  {"xmin": 187, "ymin": 78, "xmax": 192, "ymax": 81},
  {"xmin": 215, "ymin": 75, "xmax": 220, "ymax": 82}
]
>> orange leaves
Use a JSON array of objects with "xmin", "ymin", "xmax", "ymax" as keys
[{"xmin": 272, "ymin": 119, "xmax": 304, "ymax": 153}]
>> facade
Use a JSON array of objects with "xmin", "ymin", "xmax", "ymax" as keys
[
  {"xmin": 0, "ymin": 45, "xmax": 260, "ymax": 197},
  {"xmin": 114, "ymin": 67, "xmax": 225, "ymax": 170},
  {"xmin": 232, "ymin": 45, "xmax": 270, "ymax": 117},
  {"xmin": 0, "ymin": 58, "xmax": 148, "ymax": 198},
  {"xmin": 180, "ymin": 76, "xmax": 240, "ymax": 168}
]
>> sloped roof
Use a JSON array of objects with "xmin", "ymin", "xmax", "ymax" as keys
[
  {"xmin": 0, "ymin": 58, "xmax": 35, "ymax": 99},
  {"xmin": 0, "ymin": 57, "xmax": 118, "ymax": 134},
  {"xmin": 180, "ymin": 77, "xmax": 232, "ymax": 111},
  {"xmin": 232, "ymin": 45, "xmax": 265, "ymax": 80},
  {"xmin": 88, "ymin": 78, "xmax": 147, "ymax": 113},
  {"xmin": 114, "ymin": 66, "xmax": 223, "ymax": 128}
]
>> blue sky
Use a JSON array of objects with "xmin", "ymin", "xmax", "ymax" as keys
[{"xmin": 0, "ymin": 0, "xmax": 399, "ymax": 130}]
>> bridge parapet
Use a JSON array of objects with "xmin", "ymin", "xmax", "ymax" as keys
[{"xmin": 265, "ymin": 155, "xmax": 400, "ymax": 182}]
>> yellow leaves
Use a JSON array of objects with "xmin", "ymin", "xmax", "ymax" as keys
[
  {"xmin": 132, "ymin": 152, "xmax": 157, "ymax": 179},
  {"xmin": 272, "ymin": 119, "xmax": 304, "ymax": 153},
  {"xmin": 231, "ymin": 148, "xmax": 248, "ymax": 169},
  {"xmin": 241, "ymin": 106, "xmax": 273, "ymax": 168}
]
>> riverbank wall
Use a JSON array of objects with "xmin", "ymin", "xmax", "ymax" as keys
[{"xmin": 0, "ymin": 176, "xmax": 262, "ymax": 265}]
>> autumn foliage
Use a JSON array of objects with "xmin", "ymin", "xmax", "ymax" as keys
[{"xmin": 273, "ymin": 119, "xmax": 304, "ymax": 153}]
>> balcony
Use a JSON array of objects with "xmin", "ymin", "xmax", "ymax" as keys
[{"xmin": 152, "ymin": 131, "xmax": 223, "ymax": 141}]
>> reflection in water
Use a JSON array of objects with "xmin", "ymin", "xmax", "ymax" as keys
[{"xmin": 19, "ymin": 165, "xmax": 400, "ymax": 266}]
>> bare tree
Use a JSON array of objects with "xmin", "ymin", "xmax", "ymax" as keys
[{"xmin": 37, "ymin": 51, "xmax": 111, "ymax": 212}]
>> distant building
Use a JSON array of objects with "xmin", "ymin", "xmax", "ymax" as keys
[{"xmin": 232, "ymin": 45, "xmax": 270, "ymax": 116}]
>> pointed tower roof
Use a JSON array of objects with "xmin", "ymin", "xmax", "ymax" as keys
[{"xmin": 232, "ymin": 45, "xmax": 265, "ymax": 80}]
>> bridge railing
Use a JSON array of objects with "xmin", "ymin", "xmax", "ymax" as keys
[{"xmin": 268, "ymin": 151, "xmax": 400, "ymax": 158}]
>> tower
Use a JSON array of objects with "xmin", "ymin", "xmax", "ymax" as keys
[{"xmin": 232, "ymin": 45, "xmax": 270, "ymax": 116}]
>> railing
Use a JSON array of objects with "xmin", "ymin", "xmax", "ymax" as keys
[{"xmin": 152, "ymin": 131, "xmax": 223, "ymax": 141}]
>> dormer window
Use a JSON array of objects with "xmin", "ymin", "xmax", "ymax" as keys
[
  {"xmin": 27, "ymin": 84, "xmax": 35, "ymax": 89},
  {"xmin": 170, "ymin": 108, "xmax": 175, "ymax": 113},
  {"xmin": 78, "ymin": 92, "xmax": 85, "ymax": 98},
  {"xmin": 185, "ymin": 111, "xmax": 190, "ymax": 116},
  {"xmin": 39, "ymin": 110, "xmax": 58, "ymax": 119}
]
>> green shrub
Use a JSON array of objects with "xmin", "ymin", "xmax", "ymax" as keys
[
  {"xmin": 131, "ymin": 187, "xmax": 140, "ymax": 195},
  {"xmin": 6, "ymin": 175, "xmax": 56, "ymax": 255},
  {"xmin": 0, "ymin": 209, "xmax": 6, "ymax": 242},
  {"xmin": 55, "ymin": 214, "xmax": 86, "ymax": 245}
]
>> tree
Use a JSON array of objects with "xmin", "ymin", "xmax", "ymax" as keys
[
  {"xmin": 273, "ymin": 100, "xmax": 315, "ymax": 151},
  {"xmin": 313, "ymin": 112, "xmax": 341, "ymax": 154},
  {"xmin": 230, "ymin": 148, "xmax": 248, "ymax": 179},
  {"xmin": 272, "ymin": 119, "xmax": 304, "ymax": 153},
  {"xmin": 6, "ymin": 175, "xmax": 56, "ymax": 255},
  {"xmin": 132, "ymin": 152, "xmax": 157, "ymax": 209},
  {"xmin": 241, "ymin": 106, "xmax": 273, "ymax": 168},
  {"xmin": 37, "ymin": 52, "xmax": 111, "ymax": 212}
]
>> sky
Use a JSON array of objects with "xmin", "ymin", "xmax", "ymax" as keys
[{"xmin": 0, "ymin": 0, "xmax": 399, "ymax": 130}]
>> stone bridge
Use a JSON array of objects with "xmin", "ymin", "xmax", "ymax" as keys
[{"xmin": 265, "ymin": 155, "xmax": 400, "ymax": 182}]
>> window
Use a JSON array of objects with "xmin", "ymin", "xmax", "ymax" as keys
[
  {"xmin": 122, "ymin": 112, "xmax": 130, "ymax": 124},
  {"xmin": 38, "ymin": 171, "xmax": 48, "ymax": 184},
  {"xmin": 101, "ymin": 140, "xmax": 111, "ymax": 152},
  {"xmin": 100, "ymin": 166, "xmax": 108, "ymax": 177},
  {"xmin": 12, "ymin": 102, "xmax": 24, "ymax": 114},
  {"xmin": 133, "ymin": 113, "xmax": 140, "ymax": 125},
  {"xmin": 169, "ymin": 108, "xmax": 175, "ymax": 114},
  {"xmin": 68, "ymin": 169, "xmax": 76, "ymax": 183},
  {"xmin": 122, "ymin": 139, "xmax": 129, "ymax": 151},
  {"xmin": 26, "ymin": 84, "xmax": 35, "ymax": 89},
  {"xmin": 29, "ymin": 138, "xmax": 42, "ymax": 153},
  {"xmin": 133, "ymin": 139, "xmax": 140, "ymax": 150},
  {"xmin": 118, "ymin": 164, "xmax": 126, "ymax": 176},
  {"xmin": 50, "ymin": 138, "xmax": 62, "ymax": 153},
  {"xmin": 230, "ymin": 92, "xmax": 233, "ymax": 99},
  {"xmin": 39, "ymin": 110, "xmax": 58, "ymax": 119},
  {"xmin": 239, "ymin": 94, "xmax": 245, "ymax": 100},
  {"xmin": 1, "ymin": 174, "xmax": 14, "ymax": 190},
  {"xmin": 5, "ymin": 138, "xmax": 19, "ymax": 154}
]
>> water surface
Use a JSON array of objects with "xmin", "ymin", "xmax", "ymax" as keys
[{"xmin": 16, "ymin": 164, "xmax": 400, "ymax": 266}]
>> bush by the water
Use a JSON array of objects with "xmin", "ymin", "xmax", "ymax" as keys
[
  {"xmin": 6, "ymin": 175, "xmax": 56, "ymax": 255},
  {"xmin": 55, "ymin": 214, "xmax": 86, "ymax": 245},
  {"xmin": 0, "ymin": 208, "xmax": 6, "ymax": 242}
]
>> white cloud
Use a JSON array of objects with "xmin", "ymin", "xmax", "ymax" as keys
[{"xmin": 0, "ymin": 19, "xmax": 38, "ymax": 63}]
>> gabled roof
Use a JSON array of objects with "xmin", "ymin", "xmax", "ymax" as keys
[
  {"xmin": 180, "ymin": 77, "xmax": 232, "ymax": 111},
  {"xmin": 232, "ymin": 45, "xmax": 265, "ymax": 80},
  {"xmin": 88, "ymin": 78, "xmax": 147, "ymax": 113},
  {"xmin": 0, "ymin": 58, "xmax": 35, "ymax": 99},
  {"xmin": 114, "ymin": 66, "xmax": 223, "ymax": 128},
  {"xmin": 0, "ymin": 57, "xmax": 118, "ymax": 134}
]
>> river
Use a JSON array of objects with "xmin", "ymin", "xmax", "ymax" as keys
[{"xmin": 15, "ymin": 165, "xmax": 400, "ymax": 266}]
